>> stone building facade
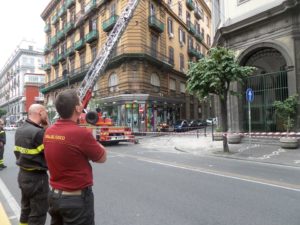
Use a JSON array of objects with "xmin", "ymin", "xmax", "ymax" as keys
[
  {"xmin": 213, "ymin": 0, "xmax": 300, "ymax": 132},
  {"xmin": 40, "ymin": 0, "xmax": 212, "ymax": 131}
]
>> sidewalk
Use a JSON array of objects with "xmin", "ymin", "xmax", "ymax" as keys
[{"xmin": 169, "ymin": 135, "xmax": 300, "ymax": 167}]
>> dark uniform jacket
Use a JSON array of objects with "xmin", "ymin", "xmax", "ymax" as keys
[
  {"xmin": 14, "ymin": 119, "xmax": 47, "ymax": 171},
  {"xmin": 0, "ymin": 127, "xmax": 5, "ymax": 146}
]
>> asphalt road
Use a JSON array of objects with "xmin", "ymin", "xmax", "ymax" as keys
[{"xmin": 1, "ymin": 131, "xmax": 300, "ymax": 225}]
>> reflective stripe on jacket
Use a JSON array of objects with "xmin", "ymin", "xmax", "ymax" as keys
[{"xmin": 14, "ymin": 119, "xmax": 47, "ymax": 171}]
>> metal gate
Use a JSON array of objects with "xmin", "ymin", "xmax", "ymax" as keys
[{"xmin": 243, "ymin": 71, "xmax": 288, "ymax": 131}]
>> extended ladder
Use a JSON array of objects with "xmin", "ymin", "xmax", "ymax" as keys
[{"xmin": 78, "ymin": 0, "xmax": 140, "ymax": 108}]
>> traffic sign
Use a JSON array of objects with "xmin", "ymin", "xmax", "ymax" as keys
[{"xmin": 246, "ymin": 88, "xmax": 254, "ymax": 102}]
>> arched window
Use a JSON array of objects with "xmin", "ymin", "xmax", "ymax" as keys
[
  {"xmin": 150, "ymin": 73, "xmax": 160, "ymax": 87},
  {"xmin": 108, "ymin": 73, "xmax": 118, "ymax": 87}
]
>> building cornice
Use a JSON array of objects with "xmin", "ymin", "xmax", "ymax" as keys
[
  {"xmin": 41, "ymin": 0, "xmax": 59, "ymax": 20},
  {"xmin": 218, "ymin": 0, "xmax": 299, "ymax": 37}
]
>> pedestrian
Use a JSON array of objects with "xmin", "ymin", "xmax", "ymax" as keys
[
  {"xmin": 44, "ymin": 89, "xmax": 106, "ymax": 225},
  {"xmin": 0, "ymin": 119, "xmax": 7, "ymax": 170},
  {"xmin": 14, "ymin": 104, "xmax": 50, "ymax": 225}
]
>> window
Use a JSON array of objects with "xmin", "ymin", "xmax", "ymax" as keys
[
  {"xmin": 201, "ymin": 28, "xmax": 205, "ymax": 38},
  {"xmin": 168, "ymin": 47, "xmax": 174, "ymax": 65},
  {"xmin": 169, "ymin": 79, "xmax": 176, "ymax": 90},
  {"xmin": 110, "ymin": 3, "xmax": 116, "ymax": 16},
  {"xmin": 151, "ymin": 34, "xmax": 158, "ymax": 57},
  {"xmin": 167, "ymin": 18, "xmax": 173, "ymax": 36},
  {"xmin": 150, "ymin": 73, "xmax": 160, "ymax": 87},
  {"xmin": 108, "ymin": 73, "xmax": 118, "ymax": 87},
  {"xmin": 188, "ymin": 36, "xmax": 193, "ymax": 49},
  {"xmin": 180, "ymin": 54, "xmax": 184, "ymax": 72},
  {"xmin": 207, "ymin": 34, "xmax": 211, "ymax": 46},
  {"xmin": 180, "ymin": 82, "xmax": 186, "ymax": 93},
  {"xmin": 150, "ymin": 3, "xmax": 155, "ymax": 16},
  {"xmin": 178, "ymin": 28, "xmax": 185, "ymax": 45},
  {"xmin": 186, "ymin": 11, "xmax": 191, "ymax": 26},
  {"xmin": 178, "ymin": 2, "xmax": 182, "ymax": 17},
  {"xmin": 89, "ymin": 18, "xmax": 97, "ymax": 31},
  {"xmin": 80, "ymin": 52, "xmax": 85, "ymax": 67},
  {"xmin": 91, "ymin": 46, "xmax": 97, "ymax": 61},
  {"xmin": 206, "ymin": 16, "xmax": 209, "ymax": 27},
  {"xmin": 195, "ymin": 22, "xmax": 200, "ymax": 34}
]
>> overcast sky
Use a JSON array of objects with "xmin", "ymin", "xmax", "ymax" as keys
[{"xmin": 0, "ymin": 0, "xmax": 49, "ymax": 69}]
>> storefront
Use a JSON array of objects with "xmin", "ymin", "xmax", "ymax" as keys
[{"xmin": 100, "ymin": 101, "xmax": 181, "ymax": 132}]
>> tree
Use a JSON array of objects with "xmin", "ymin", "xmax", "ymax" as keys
[
  {"xmin": 187, "ymin": 47, "xmax": 255, "ymax": 152},
  {"xmin": 273, "ymin": 95, "xmax": 298, "ymax": 135},
  {"xmin": 0, "ymin": 108, "xmax": 7, "ymax": 118}
]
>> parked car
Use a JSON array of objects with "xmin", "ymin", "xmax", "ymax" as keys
[
  {"xmin": 197, "ymin": 120, "xmax": 207, "ymax": 127},
  {"xmin": 157, "ymin": 122, "xmax": 169, "ymax": 132},
  {"xmin": 174, "ymin": 120, "xmax": 189, "ymax": 132},
  {"xmin": 188, "ymin": 120, "xmax": 199, "ymax": 130},
  {"xmin": 206, "ymin": 118, "xmax": 217, "ymax": 126}
]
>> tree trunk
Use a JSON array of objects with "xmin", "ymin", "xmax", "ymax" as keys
[{"xmin": 219, "ymin": 95, "xmax": 229, "ymax": 152}]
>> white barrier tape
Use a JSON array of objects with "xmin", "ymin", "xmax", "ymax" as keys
[{"xmin": 133, "ymin": 131, "xmax": 300, "ymax": 138}]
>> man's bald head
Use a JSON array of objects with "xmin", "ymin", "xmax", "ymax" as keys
[
  {"xmin": 28, "ymin": 104, "xmax": 45, "ymax": 116},
  {"xmin": 28, "ymin": 104, "xmax": 48, "ymax": 127}
]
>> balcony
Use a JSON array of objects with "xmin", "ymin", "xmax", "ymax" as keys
[
  {"xmin": 57, "ymin": 30, "xmax": 64, "ymax": 40},
  {"xmin": 148, "ymin": 16, "xmax": 164, "ymax": 33},
  {"xmin": 186, "ymin": 0, "xmax": 195, "ymax": 11},
  {"xmin": 65, "ymin": 46, "xmax": 75, "ymax": 57},
  {"xmin": 44, "ymin": 23, "xmax": 51, "ymax": 33},
  {"xmin": 102, "ymin": 15, "xmax": 119, "ymax": 32},
  {"xmin": 65, "ymin": 0, "xmax": 75, "ymax": 9},
  {"xmin": 44, "ymin": 44, "xmax": 51, "ymax": 54},
  {"xmin": 195, "ymin": 32, "xmax": 204, "ymax": 42},
  {"xmin": 85, "ymin": 30, "xmax": 99, "ymax": 43},
  {"xmin": 57, "ymin": 53, "xmax": 66, "ymax": 62},
  {"xmin": 187, "ymin": 22, "xmax": 196, "ymax": 35},
  {"xmin": 74, "ymin": 39, "xmax": 85, "ymax": 50},
  {"xmin": 57, "ymin": 6, "xmax": 66, "ymax": 17},
  {"xmin": 194, "ymin": 7, "xmax": 203, "ymax": 19},
  {"xmin": 64, "ymin": 21, "xmax": 74, "ymax": 34},
  {"xmin": 51, "ymin": 14, "xmax": 59, "ymax": 25},
  {"xmin": 50, "ymin": 35, "xmax": 58, "ymax": 46},
  {"xmin": 85, "ymin": 0, "xmax": 97, "ymax": 14},
  {"xmin": 41, "ymin": 63, "xmax": 51, "ymax": 71},
  {"xmin": 51, "ymin": 56, "xmax": 59, "ymax": 66},
  {"xmin": 188, "ymin": 48, "xmax": 203, "ymax": 59}
]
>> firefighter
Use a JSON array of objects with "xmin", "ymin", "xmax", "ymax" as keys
[
  {"xmin": 14, "ymin": 104, "xmax": 49, "ymax": 225},
  {"xmin": 44, "ymin": 89, "xmax": 106, "ymax": 225},
  {"xmin": 0, "ymin": 119, "xmax": 6, "ymax": 170}
]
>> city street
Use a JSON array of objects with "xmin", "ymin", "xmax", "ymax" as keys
[{"xmin": 1, "ymin": 131, "xmax": 300, "ymax": 225}]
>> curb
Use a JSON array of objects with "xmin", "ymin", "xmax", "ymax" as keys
[{"xmin": 0, "ymin": 202, "xmax": 12, "ymax": 225}]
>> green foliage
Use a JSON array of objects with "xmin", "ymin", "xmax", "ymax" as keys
[
  {"xmin": 0, "ymin": 108, "xmax": 7, "ymax": 117},
  {"xmin": 187, "ymin": 47, "xmax": 255, "ymax": 99},
  {"xmin": 273, "ymin": 95, "xmax": 298, "ymax": 133}
]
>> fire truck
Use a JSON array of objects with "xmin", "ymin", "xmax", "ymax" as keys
[{"xmin": 76, "ymin": 0, "xmax": 140, "ymax": 144}]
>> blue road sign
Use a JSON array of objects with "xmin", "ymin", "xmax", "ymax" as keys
[{"xmin": 246, "ymin": 88, "xmax": 254, "ymax": 102}]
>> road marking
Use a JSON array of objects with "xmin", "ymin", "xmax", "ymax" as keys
[
  {"xmin": 0, "ymin": 202, "xmax": 12, "ymax": 225},
  {"xmin": 113, "ymin": 153, "xmax": 300, "ymax": 192},
  {"xmin": 0, "ymin": 178, "xmax": 20, "ymax": 221}
]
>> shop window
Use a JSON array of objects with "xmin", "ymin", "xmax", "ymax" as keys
[{"xmin": 108, "ymin": 73, "xmax": 118, "ymax": 92}]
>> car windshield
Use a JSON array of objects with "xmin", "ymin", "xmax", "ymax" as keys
[{"xmin": 175, "ymin": 120, "xmax": 183, "ymax": 125}]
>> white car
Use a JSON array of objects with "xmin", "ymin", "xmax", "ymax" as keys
[{"xmin": 4, "ymin": 125, "xmax": 17, "ymax": 131}]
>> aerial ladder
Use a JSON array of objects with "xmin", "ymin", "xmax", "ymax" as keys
[{"xmin": 77, "ymin": 0, "xmax": 140, "ymax": 144}]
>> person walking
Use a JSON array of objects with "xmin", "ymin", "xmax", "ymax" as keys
[
  {"xmin": 14, "ymin": 104, "xmax": 50, "ymax": 225},
  {"xmin": 44, "ymin": 89, "xmax": 107, "ymax": 225},
  {"xmin": 0, "ymin": 119, "xmax": 6, "ymax": 170}
]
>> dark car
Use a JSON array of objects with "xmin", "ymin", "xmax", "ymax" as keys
[
  {"xmin": 174, "ymin": 120, "xmax": 189, "ymax": 132},
  {"xmin": 188, "ymin": 120, "xmax": 199, "ymax": 130}
]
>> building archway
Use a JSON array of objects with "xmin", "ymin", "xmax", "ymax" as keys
[{"xmin": 239, "ymin": 45, "xmax": 289, "ymax": 131}]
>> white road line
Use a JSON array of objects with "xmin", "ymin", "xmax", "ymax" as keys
[
  {"xmin": 0, "ymin": 178, "xmax": 20, "ymax": 219},
  {"xmin": 136, "ymin": 157, "xmax": 300, "ymax": 192}
]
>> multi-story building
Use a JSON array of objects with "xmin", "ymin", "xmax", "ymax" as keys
[
  {"xmin": 0, "ymin": 40, "xmax": 45, "ymax": 125},
  {"xmin": 41, "ymin": 0, "xmax": 211, "ymax": 131},
  {"xmin": 212, "ymin": 0, "xmax": 300, "ymax": 132}
]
